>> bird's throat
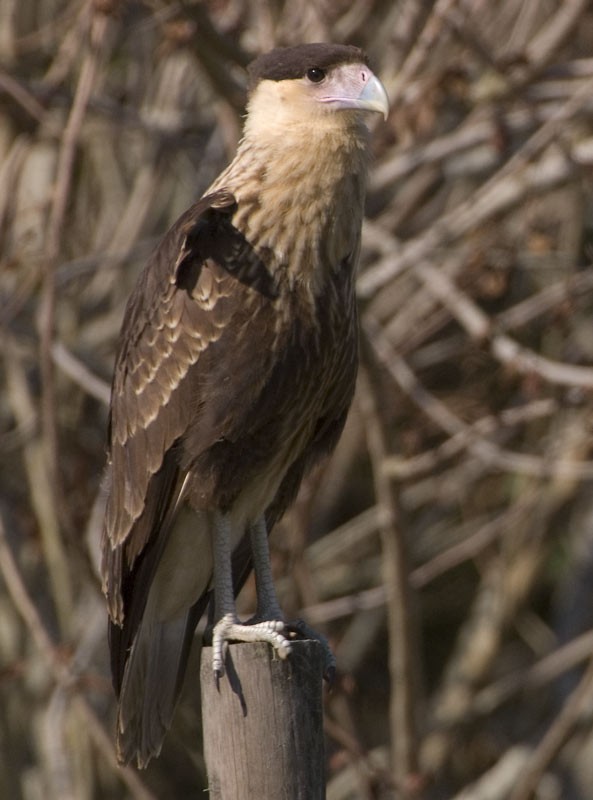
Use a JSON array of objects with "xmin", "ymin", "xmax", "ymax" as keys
[{"xmin": 209, "ymin": 126, "xmax": 368, "ymax": 294}]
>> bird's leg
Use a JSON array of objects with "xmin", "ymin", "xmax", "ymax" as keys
[
  {"xmin": 248, "ymin": 516, "xmax": 284, "ymax": 621},
  {"xmin": 210, "ymin": 511, "xmax": 290, "ymax": 679},
  {"xmin": 211, "ymin": 511, "xmax": 234, "ymax": 624},
  {"xmin": 249, "ymin": 517, "xmax": 336, "ymax": 681}
]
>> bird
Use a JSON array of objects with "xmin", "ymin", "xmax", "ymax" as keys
[{"xmin": 101, "ymin": 42, "xmax": 388, "ymax": 767}]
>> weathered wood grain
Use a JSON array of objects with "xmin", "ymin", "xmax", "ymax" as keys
[{"xmin": 200, "ymin": 640, "xmax": 325, "ymax": 799}]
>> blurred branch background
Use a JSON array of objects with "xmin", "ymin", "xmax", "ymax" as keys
[{"xmin": 2, "ymin": 1, "xmax": 593, "ymax": 798}]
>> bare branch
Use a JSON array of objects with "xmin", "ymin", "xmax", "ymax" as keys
[
  {"xmin": 357, "ymin": 365, "xmax": 420, "ymax": 791},
  {"xmin": 0, "ymin": 511, "xmax": 156, "ymax": 800},
  {"xmin": 509, "ymin": 658, "xmax": 593, "ymax": 800}
]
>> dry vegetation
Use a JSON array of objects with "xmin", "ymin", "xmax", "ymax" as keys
[{"xmin": 2, "ymin": 0, "xmax": 593, "ymax": 798}]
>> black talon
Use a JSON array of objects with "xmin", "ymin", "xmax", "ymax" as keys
[{"xmin": 324, "ymin": 664, "xmax": 336, "ymax": 688}]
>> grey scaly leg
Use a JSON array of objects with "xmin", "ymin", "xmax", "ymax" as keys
[
  {"xmin": 249, "ymin": 516, "xmax": 285, "ymax": 621},
  {"xmin": 210, "ymin": 511, "xmax": 290, "ymax": 679},
  {"xmin": 248, "ymin": 516, "xmax": 335, "ymax": 680}
]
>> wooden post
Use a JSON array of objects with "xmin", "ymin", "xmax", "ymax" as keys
[{"xmin": 200, "ymin": 639, "xmax": 325, "ymax": 799}]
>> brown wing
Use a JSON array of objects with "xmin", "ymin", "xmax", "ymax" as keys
[{"xmin": 101, "ymin": 188, "xmax": 280, "ymax": 623}]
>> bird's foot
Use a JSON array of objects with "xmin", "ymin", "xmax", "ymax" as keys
[
  {"xmin": 286, "ymin": 618, "xmax": 336, "ymax": 685},
  {"xmin": 211, "ymin": 613, "xmax": 291, "ymax": 680}
]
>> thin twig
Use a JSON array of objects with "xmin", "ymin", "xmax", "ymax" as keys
[
  {"xmin": 474, "ymin": 628, "xmax": 593, "ymax": 717},
  {"xmin": 383, "ymin": 399, "xmax": 558, "ymax": 479},
  {"xmin": 51, "ymin": 342, "xmax": 111, "ymax": 406},
  {"xmin": 363, "ymin": 315, "xmax": 593, "ymax": 479},
  {"xmin": 303, "ymin": 493, "xmax": 536, "ymax": 625},
  {"xmin": 412, "ymin": 259, "xmax": 593, "ymax": 390},
  {"xmin": 390, "ymin": 0, "xmax": 464, "ymax": 107},
  {"xmin": 0, "ymin": 69, "xmax": 46, "ymax": 121},
  {"xmin": 508, "ymin": 657, "xmax": 593, "ymax": 800},
  {"xmin": 3, "ymin": 337, "xmax": 73, "ymax": 632},
  {"xmin": 36, "ymin": 7, "xmax": 110, "ymax": 602},
  {"xmin": 0, "ymin": 511, "xmax": 156, "ymax": 800},
  {"xmin": 360, "ymin": 66, "xmax": 593, "ymax": 298},
  {"xmin": 357, "ymin": 365, "xmax": 420, "ymax": 792}
]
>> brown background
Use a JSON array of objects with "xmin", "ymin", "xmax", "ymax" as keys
[{"xmin": 2, "ymin": 1, "xmax": 593, "ymax": 798}]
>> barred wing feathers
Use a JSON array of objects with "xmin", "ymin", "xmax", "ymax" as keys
[{"xmin": 101, "ymin": 189, "xmax": 277, "ymax": 622}]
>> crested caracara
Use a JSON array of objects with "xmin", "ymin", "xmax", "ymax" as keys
[{"xmin": 101, "ymin": 42, "xmax": 388, "ymax": 767}]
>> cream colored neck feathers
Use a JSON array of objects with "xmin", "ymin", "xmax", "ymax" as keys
[{"xmin": 207, "ymin": 78, "xmax": 370, "ymax": 293}]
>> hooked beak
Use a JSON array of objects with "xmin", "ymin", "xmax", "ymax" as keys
[
  {"xmin": 319, "ymin": 67, "xmax": 389, "ymax": 120},
  {"xmin": 353, "ymin": 73, "xmax": 390, "ymax": 119}
]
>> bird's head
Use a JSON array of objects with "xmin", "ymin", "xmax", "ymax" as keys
[{"xmin": 244, "ymin": 44, "xmax": 388, "ymax": 139}]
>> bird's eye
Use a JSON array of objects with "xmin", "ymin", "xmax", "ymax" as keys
[{"xmin": 306, "ymin": 67, "xmax": 326, "ymax": 83}]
